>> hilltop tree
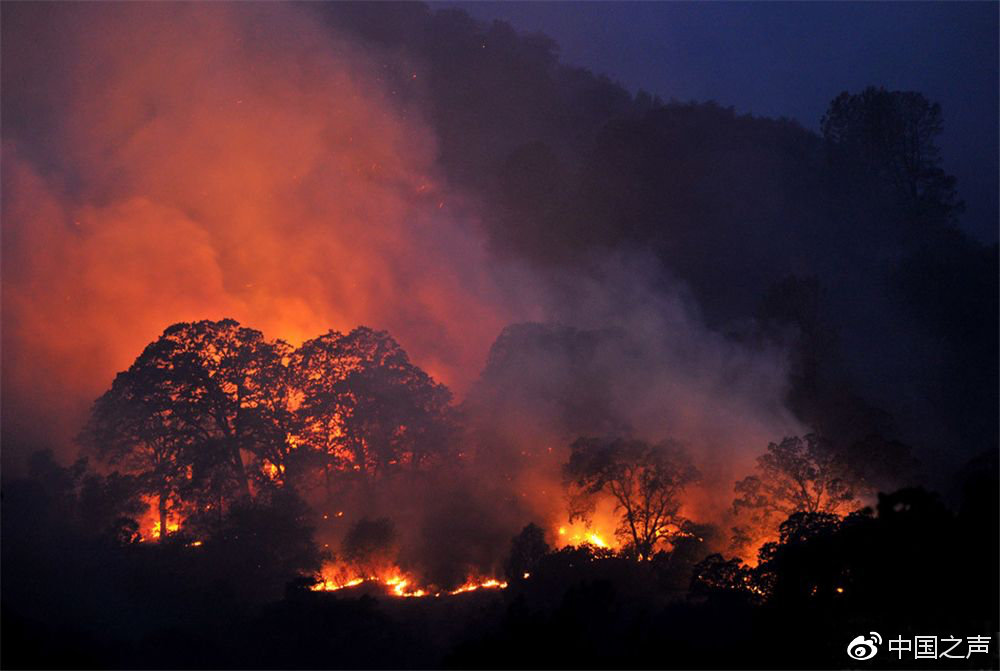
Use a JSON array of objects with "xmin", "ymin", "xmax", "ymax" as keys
[
  {"xmin": 564, "ymin": 437, "xmax": 699, "ymax": 560},
  {"xmin": 822, "ymin": 86, "xmax": 962, "ymax": 224},
  {"xmin": 290, "ymin": 328, "xmax": 454, "ymax": 490},
  {"xmin": 163, "ymin": 320, "xmax": 295, "ymax": 497},
  {"xmin": 731, "ymin": 434, "xmax": 864, "ymax": 551},
  {"xmin": 81, "ymin": 320, "xmax": 293, "ymax": 536}
]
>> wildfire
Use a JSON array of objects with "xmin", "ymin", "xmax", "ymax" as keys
[
  {"xmin": 151, "ymin": 520, "xmax": 181, "ymax": 539},
  {"xmin": 134, "ymin": 495, "xmax": 183, "ymax": 541},
  {"xmin": 135, "ymin": 495, "xmax": 209, "ymax": 546},
  {"xmin": 448, "ymin": 578, "xmax": 507, "ymax": 595},
  {"xmin": 313, "ymin": 577, "xmax": 366, "ymax": 591},
  {"xmin": 556, "ymin": 522, "xmax": 614, "ymax": 549},
  {"xmin": 262, "ymin": 461, "xmax": 281, "ymax": 481},
  {"xmin": 385, "ymin": 576, "xmax": 427, "ymax": 598},
  {"xmin": 310, "ymin": 563, "xmax": 506, "ymax": 598}
]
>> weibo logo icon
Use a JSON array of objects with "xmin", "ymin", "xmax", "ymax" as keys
[{"xmin": 847, "ymin": 632, "xmax": 882, "ymax": 660}]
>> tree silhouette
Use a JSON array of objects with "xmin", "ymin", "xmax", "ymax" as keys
[
  {"xmin": 290, "ymin": 328, "xmax": 454, "ymax": 489},
  {"xmin": 160, "ymin": 320, "xmax": 293, "ymax": 498},
  {"xmin": 564, "ymin": 437, "xmax": 699, "ymax": 560},
  {"xmin": 731, "ymin": 434, "xmax": 864, "ymax": 551},
  {"xmin": 81, "ymin": 350, "xmax": 195, "ymax": 539},
  {"xmin": 690, "ymin": 553, "xmax": 756, "ymax": 601},
  {"xmin": 822, "ymin": 86, "xmax": 962, "ymax": 224},
  {"xmin": 504, "ymin": 522, "xmax": 550, "ymax": 582},
  {"xmin": 81, "ymin": 319, "xmax": 293, "ymax": 536},
  {"xmin": 77, "ymin": 470, "xmax": 147, "ymax": 544}
]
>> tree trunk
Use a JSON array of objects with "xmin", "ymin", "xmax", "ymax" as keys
[
  {"xmin": 158, "ymin": 492, "xmax": 169, "ymax": 543},
  {"xmin": 232, "ymin": 387, "xmax": 252, "ymax": 500},
  {"xmin": 232, "ymin": 444, "xmax": 252, "ymax": 500}
]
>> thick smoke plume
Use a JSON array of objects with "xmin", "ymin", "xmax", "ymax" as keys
[
  {"xmin": 3, "ymin": 3, "xmax": 802, "ymax": 580},
  {"xmin": 2, "ymin": 3, "xmax": 531, "ymax": 457}
]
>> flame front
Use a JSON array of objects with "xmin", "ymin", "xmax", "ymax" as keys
[{"xmin": 310, "ymin": 562, "xmax": 506, "ymax": 598}]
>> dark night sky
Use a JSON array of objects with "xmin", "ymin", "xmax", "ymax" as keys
[{"xmin": 442, "ymin": 1, "xmax": 999, "ymax": 242}]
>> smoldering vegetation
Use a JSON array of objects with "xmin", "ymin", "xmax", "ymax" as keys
[{"xmin": 1, "ymin": 2, "xmax": 997, "ymax": 669}]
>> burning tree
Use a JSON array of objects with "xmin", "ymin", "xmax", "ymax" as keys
[
  {"xmin": 731, "ymin": 434, "xmax": 865, "ymax": 551},
  {"xmin": 81, "ymin": 368, "xmax": 190, "ymax": 540},
  {"xmin": 81, "ymin": 320, "xmax": 294, "ymax": 537},
  {"xmin": 290, "ymin": 327, "xmax": 455, "ymax": 489},
  {"xmin": 564, "ymin": 437, "xmax": 699, "ymax": 561}
]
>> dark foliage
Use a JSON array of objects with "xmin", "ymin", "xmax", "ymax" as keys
[
  {"xmin": 3, "ymin": 448, "xmax": 997, "ymax": 669},
  {"xmin": 291, "ymin": 327, "xmax": 455, "ymax": 483},
  {"xmin": 503, "ymin": 523, "xmax": 550, "ymax": 583}
]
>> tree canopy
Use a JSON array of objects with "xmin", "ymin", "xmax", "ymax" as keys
[
  {"xmin": 81, "ymin": 320, "xmax": 455, "ymax": 536},
  {"xmin": 564, "ymin": 437, "xmax": 699, "ymax": 560},
  {"xmin": 731, "ymin": 434, "xmax": 864, "ymax": 551},
  {"xmin": 291, "ymin": 327, "xmax": 455, "ymax": 483}
]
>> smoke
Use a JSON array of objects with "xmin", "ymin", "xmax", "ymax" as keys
[
  {"xmin": 2, "ymin": 3, "xmax": 802, "ymax": 580},
  {"xmin": 2, "ymin": 3, "xmax": 533, "ymax": 460},
  {"xmin": 448, "ymin": 254, "xmax": 802, "ymax": 571},
  {"xmin": 304, "ymin": 251, "xmax": 801, "ymax": 585}
]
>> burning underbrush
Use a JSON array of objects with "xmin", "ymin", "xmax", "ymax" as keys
[
  {"xmin": 306, "ymin": 515, "xmax": 621, "ymax": 599},
  {"xmin": 294, "ymin": 488, "xmax": 621, "ymax": 598},
  {"xmin": 309, "ymin": 565, "xmax": 507, "ymax": 598}
]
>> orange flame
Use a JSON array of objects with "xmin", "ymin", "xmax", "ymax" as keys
[{"xmin": 310, "ymin": 562, "xmax": 506, "ymax": 598}]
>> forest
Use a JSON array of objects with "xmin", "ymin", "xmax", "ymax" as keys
[{"xmin": 1, "ymin": 3, "xmax": 997, "ymax": 669}]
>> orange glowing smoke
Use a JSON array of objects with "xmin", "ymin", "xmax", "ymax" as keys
[{"xmin": 2, "ymin": 3, "xmax": 532, "ymax": 460}]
